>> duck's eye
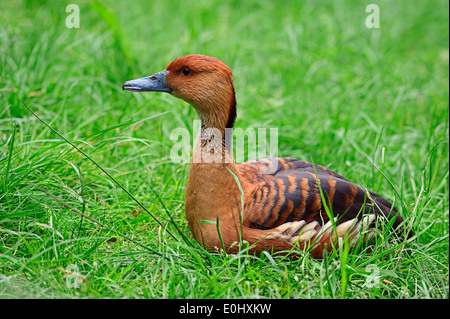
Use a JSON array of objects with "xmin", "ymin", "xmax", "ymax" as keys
[{"xmin": 181, "ymin": 67, "xmax": 191, "ymax": 76}]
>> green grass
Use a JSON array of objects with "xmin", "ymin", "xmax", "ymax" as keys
[{"xmin": 0, "ymin": 0, "xmax": 448, "ymax": 299}]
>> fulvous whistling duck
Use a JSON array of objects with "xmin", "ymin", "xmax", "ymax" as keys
[{"xmin": 123, "ymin": 54, "xmax": 410, "ymax": 258}]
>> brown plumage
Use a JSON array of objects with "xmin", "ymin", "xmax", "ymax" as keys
[{"xmin": 123, "ymin": 54, "xmax": 410, "ymax": 258}]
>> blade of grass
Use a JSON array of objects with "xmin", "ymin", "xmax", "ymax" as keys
[
  {"xmin": 145, "ymin": 179, "xmax": 194, "ymax": 247},
  {"xmin": 1, "ymin": 119, "xmax": 16, "ymax": 195},
  {"xmin": 312, "ymin": 162, "xmax": 338, "ymax": 240},
  {"xmin": 23, "ymin": 102, "xmax": 179, "ymax": 242},
  {"xmin": 365, "ymin": 155, "xmax": 409, "ymax": 217},
  {"xmin": 29, "ymin": 182, "xmax": 162, "ymax": 256},
  {"xmin": 225, "ymin": 167, "xmax": 245, "ymax": 246}
]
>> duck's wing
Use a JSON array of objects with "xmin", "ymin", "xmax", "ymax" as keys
[{"xmin": 238, "ymin": 157, "xmax": 403, "ymax": 233}]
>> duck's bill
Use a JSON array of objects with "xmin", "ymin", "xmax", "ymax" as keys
[{"xmin": 122, "ymin": 70, "xmax": 172, "ymax": 93}]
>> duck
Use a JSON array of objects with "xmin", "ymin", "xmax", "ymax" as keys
[{"xmin": 123, "ymin": 54, "xmax": 410, "ymax": 258}]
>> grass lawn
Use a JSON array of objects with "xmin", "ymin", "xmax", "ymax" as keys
[{"xmin": 0, "ymin": 0, "xmax": 448, "ymax": 300}]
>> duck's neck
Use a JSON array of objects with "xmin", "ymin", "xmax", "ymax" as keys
[
  {"xmin": 192, "ymin": 119, "xmax": 234, "ymax": 164},
  {"xmin": 185, "ymin": 103, "xmax": 248, "ymax": 245}
]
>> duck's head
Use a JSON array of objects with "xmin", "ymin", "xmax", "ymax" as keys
[{"xmin": 123, "ymin": 54, "xmax": 236, "ymax": 129}]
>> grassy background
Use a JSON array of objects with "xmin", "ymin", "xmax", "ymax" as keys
[{"xmin": 0, "ymin": 0, "xmax": 448, "ymax": 299}]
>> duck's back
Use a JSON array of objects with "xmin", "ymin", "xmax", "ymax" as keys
[{"xmin": 238, "ymin": 157, "xmax": 404, "ymax": 233}]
